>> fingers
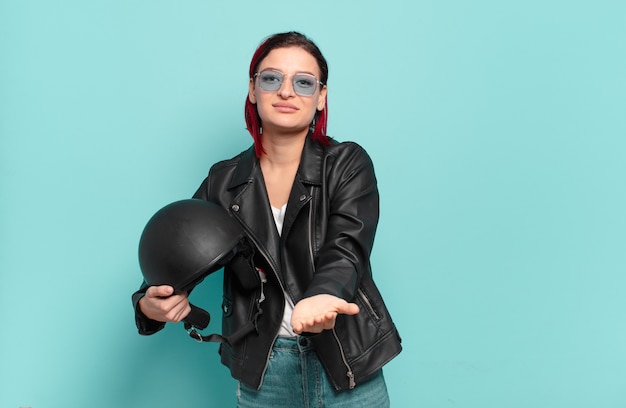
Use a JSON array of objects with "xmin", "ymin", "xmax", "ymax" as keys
[
  {"xmin": 291, "ymin": 294, "xmax": 362, "ymax": 334},
  {"xmin": 139, "ymin": 286, "xmax": 190, "ymax": 323},
  {"xmin": 145, "ymin": 285, "xmax": 174, "ymax": 298},
  {"xmin": 163, "ymin": 295, "xmax": 190, "ymax": 322},
  {"xmin": 293, "ymin": 312, "xmax": 338, "ymax": 334},
  {"xmin": 336, "ymin": 301, "xmax": 360, "ymax": 316}
]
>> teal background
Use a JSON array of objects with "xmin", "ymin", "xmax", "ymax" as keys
[{"xmin": 1, "ymin": 0, "xmax": 625, "ymax": 407}]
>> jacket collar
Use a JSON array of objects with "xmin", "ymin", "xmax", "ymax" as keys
[
  {"xmin": 229, "ymin": 145, "xmax": 257, "ymax": 190},
  {"xmin": 297, "ymin": 135, "xmax": 324, "ymax": 186}
]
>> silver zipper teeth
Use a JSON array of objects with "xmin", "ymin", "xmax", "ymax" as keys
[
  {"xmin": 237, "ymin": 219, "xmax": 286, "ymax": 294},
  {"xmin": 247, "ymin": 236, "xmax": 280, "ymax": 390},
  {"xmin": 308, "ymin": 188, "xmax": 355, "ymax": 389},
  {"xmin": 358, "ymin": 288, "xmax": 380, "ymax": 320},
  {"xmin": 258, "ymin": 332, "xmax": 279, "ymax": 390},
  {"xmin": 235, "ymin": 219, "xmax": 287, "ymax": 390},
  {"xmin": 254, "ymin": 248, "xmax": 280, "ymax": 391},
  {"xmin": 332, "ymin": 328, "xmax": 356, "ymax": 389},
  {"xmin": 307, "ymin": 192, "xmax": 315, "ymax": 266}
]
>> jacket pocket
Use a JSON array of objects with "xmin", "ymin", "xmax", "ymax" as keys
[{"xmin": 357, "ymin": 288, "xmax": 381, "ymax": 322}]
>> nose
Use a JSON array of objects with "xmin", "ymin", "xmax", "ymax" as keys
[{"xmin": 277, "ymin": 74, "xmax": 296, "ymax": 98}]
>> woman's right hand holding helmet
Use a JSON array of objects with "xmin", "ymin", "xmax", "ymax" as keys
[{"xmin": 138, "ymin": 285, "xmax": 191, "ymax": 323}]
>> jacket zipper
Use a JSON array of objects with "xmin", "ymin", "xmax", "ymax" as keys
[
  {"xmin": 251, "ymin": 243, "xmax": 285, "ymax": 390},
  {"xmin": 258, "ymin": 332, "xmax": 280, "ymax": 390},
  {"xmin": 307, "ymin": 194, "xmax": 315, "ymax": 266},
  {"xmin": 310, "ymin": 188, "xmax": 355, "ymax": 389},
  {"xmin": 332, "ymin": 328, "xmax": 356, "ymax": 389},
  {"xmin": 234, "ymin": 215, "xmax": 287, "ymax": 390}
]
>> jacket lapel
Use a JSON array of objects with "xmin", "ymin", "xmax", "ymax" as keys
[
  {"xmin": 228, "ymin": 148, "xmax": 281, "ymax": 273},
  {"xmin": 281, "ymin": 137, "xmax": 324, "ymax": 239}
]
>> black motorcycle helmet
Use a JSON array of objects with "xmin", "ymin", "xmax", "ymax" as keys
[
  {"xmin": 138, "ymin": 198, "xmax": 249, "ymax": 337},
  {"xmin": 139, "ymin": 198, "xmax": 245, "ymax": 292}
]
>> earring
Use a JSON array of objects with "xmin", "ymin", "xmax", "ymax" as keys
[{"xmin": 309, "ymin": 115, "xmax": 317, "ymax": 132}]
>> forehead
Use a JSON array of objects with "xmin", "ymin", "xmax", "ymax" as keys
[{"xmin": 257, "ymin": 47, "xmax": 320, "ymax": 77}]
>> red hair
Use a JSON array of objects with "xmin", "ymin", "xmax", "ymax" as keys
[{"xmin": 244, "ymin": 32, "xmax": 330, "ymax": 157}]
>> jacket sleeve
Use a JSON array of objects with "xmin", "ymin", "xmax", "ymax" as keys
[
  {"xmin": 131, "ymin": 282, "xmax": 166, "ymax": 335},
  {"xmin": 303, "ymin": 143, "xmax": 379, "ymax": 301}
]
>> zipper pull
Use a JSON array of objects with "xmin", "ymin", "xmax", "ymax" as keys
[
  {"xmin": 256, "ymin": 267, "xmax": 267, "ymax": 303},
  {"xmin": 347, "ymin": 370, "xmax": 355, "ymax": 389}
]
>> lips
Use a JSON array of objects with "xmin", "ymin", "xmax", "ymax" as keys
[{"xmin": 272, "ymin": 102, "xmax": 299, "ymax": 113}]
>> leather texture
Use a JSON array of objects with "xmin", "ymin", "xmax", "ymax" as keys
[{"xmin": 133, "ymin": 135, "xmax": 402, "ymax": 391}]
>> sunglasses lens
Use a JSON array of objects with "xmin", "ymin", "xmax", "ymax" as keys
[
  {"xmin": 257, "ymin": 70, "xmax": 283, "ymax": 92},
  {"xmin": 256, "ymin": 70, "xmax": 319, "ymax": 96},
  {"xmin": 293, "ymin": 74, "xmax": 318, "ymax": 96}
]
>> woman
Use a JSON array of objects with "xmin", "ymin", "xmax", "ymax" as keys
[{"xmin": 133, "ymin": 31, "xmax": 402, "ymax": 407}]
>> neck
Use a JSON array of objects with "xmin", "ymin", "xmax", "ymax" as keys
[
  {"xmin": 260, "ymin": 128, "xmax": 308, "ymax": 167},
  {"xmin": 259, "ymin": 129, "xmax": 307, "ymax": 209}
]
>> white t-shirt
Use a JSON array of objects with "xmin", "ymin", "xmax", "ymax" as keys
[{"xmin": 271, "ymin": 204, "xmax": 297, "ymax": 337}]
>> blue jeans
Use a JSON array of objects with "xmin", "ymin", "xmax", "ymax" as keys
[{"xmin": 236, "ymin": 336, "xmax": 390, "ymax": 408}]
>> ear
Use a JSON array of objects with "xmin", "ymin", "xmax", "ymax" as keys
[
  {"xmin": 248, "ymin": 78, "xmax": 257, "ymax": 104},
  {"xmin": 317, "ymin": 85, "xmax": 327, "ymax": 111}
]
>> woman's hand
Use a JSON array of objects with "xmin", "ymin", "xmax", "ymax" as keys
[
  {"xmin": 138, "ymin": 285, "xmax": 191, "ymax": 323},
  {"xmin": 291, "ymin": 294, "xmax": 360, "ymax": 334}
]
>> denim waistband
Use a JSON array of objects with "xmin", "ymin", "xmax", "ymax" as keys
[{"xmin": 273, "ymin": 336, "xmax": 315, "ymax": 352}]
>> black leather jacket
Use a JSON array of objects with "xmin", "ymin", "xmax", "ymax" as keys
[{"xmin": 133, "ymin": 136, "xmax": 401, "ymax": 391}]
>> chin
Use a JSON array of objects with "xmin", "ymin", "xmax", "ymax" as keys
[{"xmin": 263, "ymin": 121, "xmax": 311, "ymax": 135}]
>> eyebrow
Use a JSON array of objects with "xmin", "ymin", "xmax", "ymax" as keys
[{"xmin": 260, "ymin": 67, "xmax": 318, "ymax": 77}]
